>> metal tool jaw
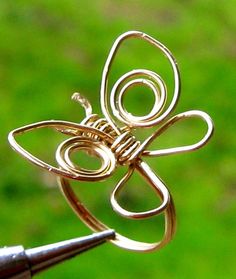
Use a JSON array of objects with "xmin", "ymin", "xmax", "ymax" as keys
[{"xmin": 0, "ymin": 230, "xmax": 115, "ymax": 278}]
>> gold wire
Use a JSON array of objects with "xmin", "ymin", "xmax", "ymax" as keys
[{"xmin": 8, "ymin": 31, "xmax": 214, "ymax": 252}]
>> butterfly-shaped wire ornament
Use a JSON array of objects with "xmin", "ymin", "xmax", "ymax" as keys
[{"xmin": 8, "ymin": 31, "xmax": 214, "ymax": 252}]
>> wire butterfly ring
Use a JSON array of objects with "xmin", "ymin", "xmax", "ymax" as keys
[{"xmin": 8, "ymin": 31, "xmax": 214, "ymax": 252}]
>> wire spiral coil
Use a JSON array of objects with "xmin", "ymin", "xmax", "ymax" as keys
[{"xmin": 8, "ymin": 31, "xmax": 214, "ymax": 252}]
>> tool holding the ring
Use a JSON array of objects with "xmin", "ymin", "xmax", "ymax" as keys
[{"xmin": 0, "ymin": 230, "xmax": 115, "ymax": 279}]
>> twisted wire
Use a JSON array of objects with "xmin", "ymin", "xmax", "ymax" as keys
[
  {"xmin": 81, "ymin": 114, "xmax": 118, "ymax": 139},
  {"xmin": 79, "ymin": 114, "xmax": 142, "ymax": 165}
]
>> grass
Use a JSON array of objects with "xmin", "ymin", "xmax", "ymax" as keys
[{"xmin": 0, "ymin": 0, "xmax": 235, "ymax": 278}]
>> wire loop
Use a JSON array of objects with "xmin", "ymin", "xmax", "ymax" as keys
[
  {"xmin": 56, "ymin": 137, "xmax": 116, "ymax": 181},
  {"xmin": 100, "ymin": 31, "xmax": 181, "ymax": 133},
  {"xmin": 110, "ymin": 70, "xmax": 167, "ymax": 127}
]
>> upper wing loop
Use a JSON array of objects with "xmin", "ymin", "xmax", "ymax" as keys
[{"xmin": 100, "ymin": 31, "xmax": 181, "ymax": 131}]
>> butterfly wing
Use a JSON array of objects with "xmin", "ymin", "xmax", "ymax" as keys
[
  {"xmin": 100, "ymin": 30, "xmax": 181, "ymax": 130},
  {"xmin": 8, "ymin": 120, "xmax": 116, "ymax": 181},
  {"xmin": 110, "ymin": 162, "xmax": 171, "ymax": 219},
  {"xmin": 141, "ymin": 110, "xmax": 214, "ymax": 157}
]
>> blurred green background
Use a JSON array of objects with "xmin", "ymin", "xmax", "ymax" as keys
[{"xmin": 0, "ymin": 0, "xmax": 235, "ymax": 278}]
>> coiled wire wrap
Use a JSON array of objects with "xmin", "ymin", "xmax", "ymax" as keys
[
  {"xmin": 110, "ymin": 69, "xmax": 167, "ymax": 127},
  {"xmin": 8, "ymin": 31, "xmax": 214, "ymax": 252}
]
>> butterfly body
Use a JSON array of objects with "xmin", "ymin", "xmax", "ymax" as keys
[{"xmin": 79, "ymin": 113, "xmax": 141, "ymax": 166}]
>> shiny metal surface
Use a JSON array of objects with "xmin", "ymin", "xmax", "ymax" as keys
[
  {"xmin": 8, "ymin": 31, "xmax": 214, "ymax": 252},
  {"xmin": 0, "ymin": 246, "xmax": 31, "ymax": 279},
  {"xmin": 0, "ymin": 230, "xmax": 115, "ymax": 278}
]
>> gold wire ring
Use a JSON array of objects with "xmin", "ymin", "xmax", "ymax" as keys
[
  {"xmin": 8, "ymin": 30, "xmax": 214, "ymax": 253},
  {"xmin": 59, "ymin": 166, "xmax": 176, "ymax": 252}
]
